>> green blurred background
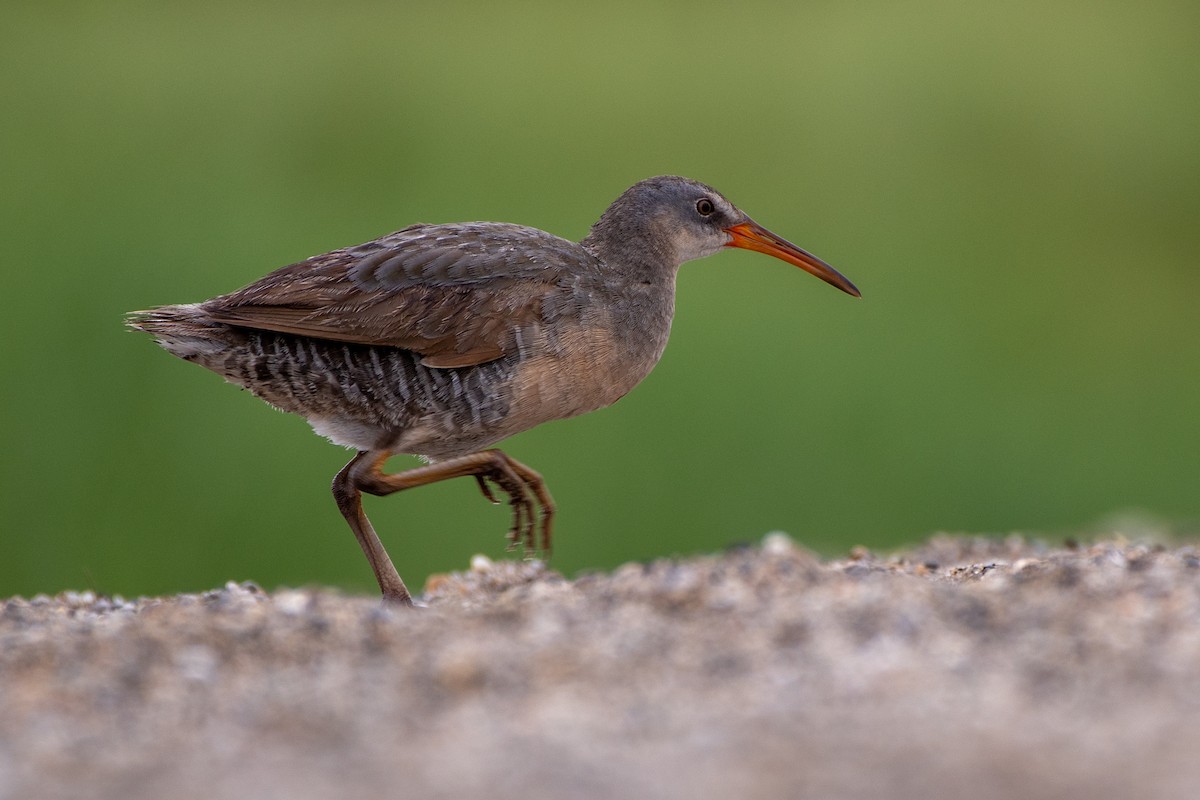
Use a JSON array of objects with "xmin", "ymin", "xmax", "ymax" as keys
[{"xmin": 2, "ymin": 1, "xmax": 1197, "ymax": 598}]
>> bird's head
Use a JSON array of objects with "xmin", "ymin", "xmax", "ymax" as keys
[{"xmin": 586, "ymin": 176, "xmax": 859, "ymax": 297}]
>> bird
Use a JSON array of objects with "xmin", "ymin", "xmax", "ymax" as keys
[{"xmin": 128, "ymin": 176, "xmax": 859, "ymax": 605}]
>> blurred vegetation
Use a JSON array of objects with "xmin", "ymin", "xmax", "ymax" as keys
[{"xmin": 2, "ymin": 1, "xmax": 1197, "ymax": 598}]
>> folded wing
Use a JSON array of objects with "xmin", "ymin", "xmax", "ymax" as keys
[{"xmin": 203, "ymin": 222, "xmax": 593, "ymax": 368}]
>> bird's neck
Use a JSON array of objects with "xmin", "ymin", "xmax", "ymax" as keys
[{"xmin": 580, "ymin": 220, "xmax": 680, "ymax": 288}]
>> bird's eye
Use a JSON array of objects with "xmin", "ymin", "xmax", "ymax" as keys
[{"xmin": 696, "ymin": 198, "xmax": 715, "ymax": 216}]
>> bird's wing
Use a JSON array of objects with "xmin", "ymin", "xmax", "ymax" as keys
[{"xmin": 202, "ymin": 222, "xmax": 594, "ymax": 368}]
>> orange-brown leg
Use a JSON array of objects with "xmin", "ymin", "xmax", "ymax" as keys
[
  {"xmin": 333, "ymin": 453, "xmax": 412, "ymax": 605},
  {"xmin": 333, "ymin": 448, "xmax": 556, "ymax": 604}
]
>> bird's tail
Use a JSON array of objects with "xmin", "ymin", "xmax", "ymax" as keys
[{"xmin": 126, "ymin": 303, "xmax": 243, "ymax": 362}]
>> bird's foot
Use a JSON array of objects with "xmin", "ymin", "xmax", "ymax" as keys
[
  {"xmin": 475, "ymin": 470, "xmax": 537, "ymax": 552},
  {"xmin": 471, "ymin": 455, "xmax": 554, "ymax": 558}
]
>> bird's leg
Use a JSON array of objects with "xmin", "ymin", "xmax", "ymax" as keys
[
  {"xmin": 345, "ymin": 449, "xmax": 557, "ymax": 577},
  {"xmin": 333, "ymin": 452, "xmax": 413, "ymax": 606}
]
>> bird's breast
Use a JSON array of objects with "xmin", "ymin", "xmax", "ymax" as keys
[{"xmin": 499, "ymin": 284, "xmax": 675, "ymax": 433}]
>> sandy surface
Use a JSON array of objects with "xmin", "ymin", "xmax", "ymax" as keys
[{"xmin": 2, "ymin": 535, "xmax": 1198, "ymax": 800}]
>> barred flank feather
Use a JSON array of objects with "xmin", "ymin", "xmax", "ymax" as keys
[{"xmin": 127, "ymin": 303, "xmax": 514, "ymax": 453}]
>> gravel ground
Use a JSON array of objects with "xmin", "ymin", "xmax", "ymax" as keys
[{"xmin": 2, "ymin": 535, "xmax": 1198, "ymax": 800}]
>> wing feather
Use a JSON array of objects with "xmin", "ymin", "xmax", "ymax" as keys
[{"xmin": 202, "ymin": 222, "xmax": 595, "ymax": 368}]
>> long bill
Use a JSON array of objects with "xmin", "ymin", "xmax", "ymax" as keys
[{"xmin": 724, "ymin": 221, "xmax": 861, "ymax": 297}]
